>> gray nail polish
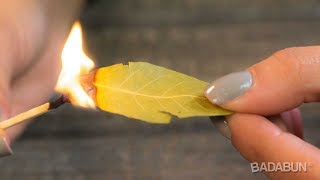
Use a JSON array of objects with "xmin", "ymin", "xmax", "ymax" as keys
[
  {"xmin": 205, "ymin": 71, "xmax": 252, "ymax": 105},
  {"xmin": 210, "ymin": 116, "xmax": 231, "ymax": 139}
]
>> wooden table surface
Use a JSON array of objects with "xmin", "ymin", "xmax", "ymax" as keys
[{"xmin": 1, "ymin": 0, "xmax": 320, "ymax": 179}]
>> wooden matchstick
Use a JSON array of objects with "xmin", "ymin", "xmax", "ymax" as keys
[{"xmin": 0, "ymin": 96, "xmax": 69, "ymax": 129}]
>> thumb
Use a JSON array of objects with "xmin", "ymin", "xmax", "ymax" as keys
[
  {"xmin": 205, "ymin": 46, "xmax": 320, "ymax": 115},
  {"xmin": 227, "ymin": 113, "xmax": 320, "ymax": 179}
]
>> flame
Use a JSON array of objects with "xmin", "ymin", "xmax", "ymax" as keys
[{"xmin": 55, "ymin": 21, "xmax": 95, "ymax": 108}]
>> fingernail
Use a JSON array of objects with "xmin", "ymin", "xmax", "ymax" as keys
[
  {"xmin": 0, "ymin": 129, "xmax": 12, "ymax": 157},
  {"xmin": 205, "ymin": 71, "xmax": 253, "ymax": 105},
  {"xmin": 210, "ymin": 116, "xmax": 231, "ymax": 139}
]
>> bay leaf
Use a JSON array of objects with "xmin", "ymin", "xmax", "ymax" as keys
[{"xmin": 93, "ymin": 62, "xmax": 231, "ymax": 123}]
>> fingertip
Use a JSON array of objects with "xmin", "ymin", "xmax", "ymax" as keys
[
  {"xmin": 206, "ymin": 47, "xmax": 320, "ymax": 115},
  {"xmin": 204, "ymin": 71, "xmax": 253, "ymax": 105}
]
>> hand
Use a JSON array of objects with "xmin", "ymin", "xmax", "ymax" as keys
[
  {"xmin": 0, "ymin": 0, "xmax": 84, "ymax": 150},
  {"xmin": 205, "ymin": 47, "xmax": 320, "ymax": 179}
]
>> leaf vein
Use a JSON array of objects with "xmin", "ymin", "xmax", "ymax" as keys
[
  {"xmin": 155, "ymin": 99, "xmax": 169, "ymax": 112},
  {"xmin": 119, "ymin": 69, "xmax": 140, "ymax": 88},
  {"xmin": 173, "ymin": 99, "xmax": 188, "ymax": 112},
  {"xmin": 192, "ymin": 97, "xmax": 207, "ymax": 111},
  {"xmin": 133, "ymin": 95, "xmax": 145, "ymax": 111},
  {"xmin": 160, "ymin": 80, "xmax": 185, "ymax": 96},
  {"xmin": 136, "ymin": 76, "xmax": 163, "ymax": 93},
  {"xmin": 95, "ymin": 84, "xmax": 207, "ymax": 99}
]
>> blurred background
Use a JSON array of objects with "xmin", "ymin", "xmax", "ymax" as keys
[{"xmin": 1, "ymin": 0, "xmax": 320, "ymax": 179}]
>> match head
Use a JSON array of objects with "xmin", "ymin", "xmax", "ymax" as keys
[{"xmin": 0, "ymin": 129, "xmax": 13, "ymax": 157}]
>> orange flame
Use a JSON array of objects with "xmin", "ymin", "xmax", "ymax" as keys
[{"xmin": 55, "ymin": 21, "xmax": 95, "ymax": 108}]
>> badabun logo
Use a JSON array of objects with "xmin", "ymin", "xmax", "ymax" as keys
[{"xmin": 250, "ymin": 162, "xmax": 308, "ymax": 173}]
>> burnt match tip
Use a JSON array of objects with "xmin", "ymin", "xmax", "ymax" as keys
[{"xmin": 49, "ymin": 95, "xmax": 70, "ymax": 109}]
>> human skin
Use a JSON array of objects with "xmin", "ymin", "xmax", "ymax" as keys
[
  {"xmin": 0, "ymin": 0, "xmax": 85, "ymax": 140},
  {"xmin": 206, "ymin": 47, "xmax": 320, "ymax": 179},
  {"xmin": 2, "ymin": 1, "xmax": 319, "ymax": 179}
]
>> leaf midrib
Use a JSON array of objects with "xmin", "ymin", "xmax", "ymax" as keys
[{"xmin": 94, "ymin": 84, "xmax": 206, "ymax": 99}]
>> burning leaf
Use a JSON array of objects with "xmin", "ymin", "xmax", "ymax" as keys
[{"xmin": 93, "ymin": 62, "xmax": 231, "ymax": 123}]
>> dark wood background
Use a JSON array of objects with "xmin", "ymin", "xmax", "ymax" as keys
[{"xmin": 1, "ymin": 0, "xmax": 320, "ymax": 179}]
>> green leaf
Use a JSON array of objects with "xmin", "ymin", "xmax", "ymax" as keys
[{"xmin": 94, "ymin": 62, "xmax": 231, "ymax": 123}]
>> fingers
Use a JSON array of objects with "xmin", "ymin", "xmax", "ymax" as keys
[
  {"xmin": 0, "ymin": 0, "xmax": 84, "ymax": 142},
  {"xmin": 0, "ymin": 72, "xmax": 11, "ymax": 119},
  {"xmin": 11, "ymin": 26, "xmax": 64, "ymax": 112},
  {"xmin": 212, "ymin": 108, "xmax": 303, "ymax": 140},
  {"xmin": 205, "ymin": 46, "xmax": 320, "ymax": 115},
  {"xmin": 6, "ymin": 25, "xmax": 67, "ymax": 140},
  {"xmin": 227, "ymin": 113, "xmax": 320, "ymax": 179},
  {"xmin": 280, "ymin": 108, "xmax": 303, "ymax": 139},
  {"xmin": 0, "ymin": 1, "xmax": 53, "ymax": 120},
  {"xmin": 0, "ymin": 18, "xmax": 23, "ymax": 115},
  {"xmin": 267, "ymin": 108, "xmax": 303, "ymax": 139},
  {"xmin": 0, "ymin": 1, "xmax": 47, "ymax": 79}
]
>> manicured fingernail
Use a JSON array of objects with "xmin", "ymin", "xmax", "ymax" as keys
[
  {"xmin": 205, "ymin": 71, "xmax": 253, "ymax": 105},
  {"xmin": 0, "ymin": 129, "xmax": 12, "ymax": 157},
  {"xmin": 210, "ymin": 116, "xmax": 231, "ymax": 139}
]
